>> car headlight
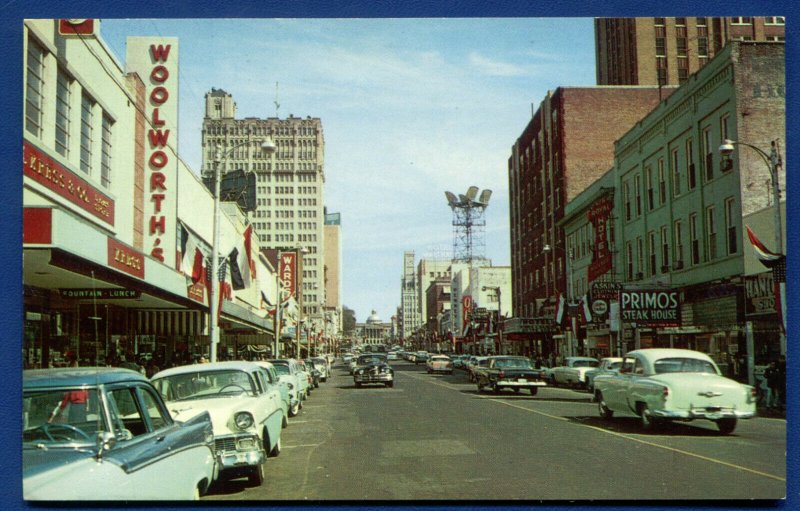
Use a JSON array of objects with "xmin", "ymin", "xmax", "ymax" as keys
[
  {"xmin": 234, "ymin": 411, "xmax": 255, "ymax": 430},
  {"xmin": 357, "ymin": 369, "xmax": 364, "ymax": 375},
  {"xmin": 287, "ymin": 382, "xmax": 294, "ymax": 390}
]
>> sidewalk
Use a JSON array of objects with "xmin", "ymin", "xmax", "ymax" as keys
[{"xmin": 757, "ymin": 405, "xmax": 786, "ymax": 419}]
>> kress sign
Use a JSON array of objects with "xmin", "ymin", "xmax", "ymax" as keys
[{"xmin": 620, "ymin": 290, "xmax": 681, "ymax": 327}]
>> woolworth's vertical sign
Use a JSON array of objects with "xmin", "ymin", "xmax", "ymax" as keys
[{"xmin": 126, "ymin": 37, "xmax": 179, "ymax": 266}]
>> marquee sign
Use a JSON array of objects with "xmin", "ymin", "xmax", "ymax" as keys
[
  {"xmin": 59, "ymin": 288, "xmax": 141, "ymax": 299},
  {"xmin": 587, "ymin": 193, "xmax": 614, "ymax": 281}
]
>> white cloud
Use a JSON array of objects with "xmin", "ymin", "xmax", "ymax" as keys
[{"xmin": 468, "ymin": 52, "xmax": 527, "ymax": 77}]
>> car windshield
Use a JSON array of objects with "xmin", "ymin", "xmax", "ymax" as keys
[
  {"xmin": 358, "ymin": 355, "xmax": 386, "ymax": 365},
  {"xmin": 572, "ymin": 360, "xmax": 599, "ymax": 368},
  {"xmin": 153, "ymin": 370, "xmax": 254, "ymax": 401},
  {"xmin": 23, "ymin": 388, "xmax": 103, "ymax": 447},
  {"xmin": 271, "ymin": 364, "xmax": 290, "ymax": 376},
  {"xmin": 431, "ymin": 356, "xmax": 449, "ymax": 361},
  {"xmin": 495, "ymin": 358, "xmax": 533, "ymax": 369},
  {"xmin": 607, "ymin": 361, "xmax": 622, "ymax": 370},
  {"xmin": 653, "ymin": 357, "xmax": 718, "ymax": 374}
]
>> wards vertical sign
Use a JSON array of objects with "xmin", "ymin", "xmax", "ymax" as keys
[
  {"xmin": 279, "ymin": 252, "xmax": 297, "ymax": 300},
  {"xmin": 126, "ymin": 37, "xmax": 179, "ymax": 266},
  {"xmin": 620, "ymin": 290, "xmax": 681, "ymax": 327}
]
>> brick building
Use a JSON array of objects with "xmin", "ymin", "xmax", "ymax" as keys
[
  {"xmin": 595, "ymin": 17, "xmax": 785, "ymax": 87},
  {"xmin": 506, "ymin": 86, "xmax": 674, "ymax": 358}
]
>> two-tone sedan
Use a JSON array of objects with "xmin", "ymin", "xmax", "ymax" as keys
[
  {"xmin": 549, "ymin": 356, "xmax": 600, "ymax": 387},
  {"xmin": 476, "ymin": 356, "xmax": 548, "ymax": 395},
  {"xmin": 353, "ymin": 354, "xmax": 394, "ymax": 388},
  {"xmin": 426, "ymin": 355, "xmax": 454, "ymax": 375},
  {"xmin": 23, "ymin": 367, "xmax": 217, "ymax": 500},
  {"xmin": 152, "ymin": 361, "xmax": 284, "ymax": 486},
  {"xmin": 593, "ymin": 349, "xmax": 757, "ymax": 434}
]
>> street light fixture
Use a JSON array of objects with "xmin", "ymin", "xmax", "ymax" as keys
[
  {"xmin": 209, "ymin": 138, "xmax": 275, "ymax": 363},
  {"xmin": 718, "ymin": 139, "xmax": 783, "ymax": 254}
]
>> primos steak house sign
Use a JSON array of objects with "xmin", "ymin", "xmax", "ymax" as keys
[{"xmin": 620, "ymin": 290, "xmax": 681, "ymax": 327}]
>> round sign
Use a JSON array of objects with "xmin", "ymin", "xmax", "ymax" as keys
[{"xmin": 592, "ymin": 300, "xmax": 608, "ymax": 316}]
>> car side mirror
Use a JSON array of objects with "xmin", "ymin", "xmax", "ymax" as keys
[{"xmin": 96, "ymin": 431, "xmax": 117, "ymax": 460}]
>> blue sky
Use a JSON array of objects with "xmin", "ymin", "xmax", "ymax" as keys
[{"xmin": 100, "ymin": 18, "xmax": 597, "ymax": 323}]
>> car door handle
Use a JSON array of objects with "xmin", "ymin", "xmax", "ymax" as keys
[{"xmin": 156, "ymin": 435, "xmax": 166, "ymax": 442}]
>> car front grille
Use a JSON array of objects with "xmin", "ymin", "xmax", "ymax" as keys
[{"xmin": 215, "ymin": 437, "xmax": 237, "ymax": 453}]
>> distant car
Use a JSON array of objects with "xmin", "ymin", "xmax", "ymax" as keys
[
  {"xmin": 252, "ymin": 361, "xmax": 292, "ymax": 426},
  {"xmin": 342, "ymin": 352, "xmax": 354, "ymax": 364},
  {"xmin": 23, "ymin": 367, "xmax": 217, "ymax": 500},
  {"xmin": 263, "ymin": 361, "xmax": 302, "ymax": 416},
  {"xmin": 414, "ymin": 351, "xmax": 430, "ymax": 364},
  {"xmin": 593, "ymin": 349, "xmax": 757, "ymax": 434},
  {"xmin": 309, "ymin": 357, "xmax": 331, "ymax": 381},
  {"xmin": 550, "ymin": 357, "xmax": 600, "ymax": 387},
  {"xmin": 466, "ymin": 356, "xmax": 490, "ymax": 382},
  {"xmin": 585, "ymin": 357, "xmax": 623, "ymax": 392},
  {"xmin": 271, "ymin": 359, "xmax": 311, "ymax": 402},
  {"xmin": 152, "ymin": 361, "xmax": 284, "ymax": 486},
  {"xmin": 426, "ymin": 355, "xmax": 453, "ymax": 375},
  {"xmin": 353, "ymin": 354, "xmax": 394, "ymax": 388},
  {"xmin": 387, "ymin": 351, "xmax": 399, "ymax": 361},
  {"xmin": 476, "ymin": 356, "xmax": 548, "ymax": 395}
]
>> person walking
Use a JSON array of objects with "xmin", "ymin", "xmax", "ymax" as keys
[{"xmin": 764, "ymin": 361, "xmax": 781, "ymax": 409}]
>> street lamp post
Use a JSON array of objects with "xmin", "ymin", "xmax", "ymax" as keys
[
  {"xmin": 209, "ymin": 138, "xmax": 275, "ymax": 363},
  {"xmin": 719, "ymin": 138, "xmax": 785, "ymax": 362}
]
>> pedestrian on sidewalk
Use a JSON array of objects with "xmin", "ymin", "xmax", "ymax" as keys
[{"xmin": 764, "ymin": 360, "xmax": 781, "ymax": 409}]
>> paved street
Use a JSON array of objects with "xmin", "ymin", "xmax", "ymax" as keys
[{"xmin": 203, "ymin": 359, "xmax": 786, "ymax": 501}]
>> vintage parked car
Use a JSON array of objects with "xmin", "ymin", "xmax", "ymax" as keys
[
  {"xmin": 152, "ymin": 361, "xmax": 284, "ymax": 486},
  {"xmin": 414, "ymin": 351, "xmax": 430, "ymax": 364},
  {"xmin": 585, "ymin": 357, "xmax": 623, "ymax": 393},
  {"xmin": 301, "ymin": 359, "xmax": 322, "ymax": 388},
  {"xmin": 476, "ymin": 356, "xmax": 548, "ymax": 395},
  {"xmin": 353, "ymin": 354, "xmax": 394, "ymax": 388},
  {"xmin": 467, "ymin": 356, "xmax": 490, "ymax": 382},
  {"xmin": 309, "ymin": 357, "xmax": 331, "ymax": 381},
  {"xmin": 252, "ymin": 361, "xmax": 291, "ymax": 426},
  {"xmin": 426, "ymin": 355, "xmax": 454, "ymax": 374},
  {"xmin": 593, "ymin": 349, "xmax": 757, "ymax": 434},
  {"xmin": 23, "ymin": 367, "xmax": 217, "ymax": 500},
  {"xmin": 549, "ymin": 356, "xmax": 600, "ymax": 387},
  {"xmin": 271, "ymin": 359, "xmax": 311, "ymax": 402},
  {"xmin": 342, "ymin": 352, "xmax": 354, "ymax": 365},
  {"xmin": 264, "ymin": 361, "xmax": 303, "ymax": 416}
]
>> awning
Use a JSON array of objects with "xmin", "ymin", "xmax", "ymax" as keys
[{"xmin": 221, "ymin": 300, "xmax": 274, "ymax": 334}]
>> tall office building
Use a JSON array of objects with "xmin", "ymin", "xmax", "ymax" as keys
[
  {"xmin": 324, "ymin": 210, "xmax": 342, "ymax": 333},
  {"xmin": 400, "ymin": 251, "xmax": 421, "ymax": 341},
  {"xmin": 416, "ymin": 258, "xmax": 452, "ymax": 329},
  {"xmin": 201, "ymin": 88, "xmax": 325, "ymax": 317},
  {"xmin": 595, "ymin": 17, "xmax": 785, "ymax": 86}
]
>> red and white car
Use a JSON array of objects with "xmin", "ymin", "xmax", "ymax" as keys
[{"xmin": 426, "ymin": 355, "xmax": 453, "ymax": 375}]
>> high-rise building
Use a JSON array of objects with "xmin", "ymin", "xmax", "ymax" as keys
[
  {"xmin": 400, "ymin": 251, "xmax": 421, "ymax": 341},
  {"xmin": 595, "ymin": 17, "xmax": 785, "ymax": 86},
  {"xmin": 324, "ymin": 210, "xmax": 342, "ymax": 334},
  {"xmin": 416, "ymin": 258, "xmax": 452, "ymax": 329},
  {"xmin": 507, "ymin": 86, "xmax": 672, "ymax": 344},
  {"xmin": 201, "ymin": 89, "xmax": 326, "ymax": 317}
]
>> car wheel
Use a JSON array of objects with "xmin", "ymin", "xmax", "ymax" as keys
[
  {"xmin": 269, "ymin": 436, "xmax": 281, "ymax": 457},
  {"xmin": 322, "ymin": 377, "xmax": 327, "ymax": 382},
  {"xmin": 492, "ymin": 385, "xmax": 501, "ymax": 394},
  {"xmin": 529, "ymin": 387, "xmax": 539, "ymax": 396},
  {"xmin": 639, "ymin": 403, "xmax": 660, "ymax": 431},
  {"xmin": 716, "ymin": 418, "xmax": 737, "ymax": 435},
  {"xmin": 355, "ymin": 382, "xmax": 362, "ymax": 388},
  {"xmin": 427, "ymin": 368, "xmax": 431, "ymax": 374},
  {"xmin": 282, "ymin": 413, "xmax": 289, "ymax": 428},
  {"xmin": 513, "ymin": 387, "xmax": 521, "ymax": 393},
  {"xmin": 597, "ymin": 392, "xmax": 614, "ymax": 419},
  {"xmin": 385, "ymin": 381, "xmax": 394, "ymax": 388},
  {"xmin": 477, "ymin": 382, "xmax": 484, "ymax": 392},
  {"xmin": 248, "ymin": 462, "xmax": 265, "ymax": 486},
  {"xmin": 289, "ymin": 400, "xmax": 299, "ymax": 417}
]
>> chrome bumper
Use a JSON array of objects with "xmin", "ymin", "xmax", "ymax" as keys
[
  {"xmin": 652, "ymin": 408, "xmax": 757, "ymax": 420},
  {"xmin": 496, "ymin": 380, "xmax": 547, "ymax": 388},
  {"xmin": 354, "ymin": 373, "xmax": 393, "ymax": 383},
  {"xmin": 215, "ymin": 434, "xmax": 266, "ymax": 470}
]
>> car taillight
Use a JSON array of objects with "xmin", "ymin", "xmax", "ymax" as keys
[
  {"xmin": 498, "ymin": 371, "xmax": 505, "ymax": 379},
  {"xmin": 662, "ymin": 386, "xmax": 669, "ymax": 398},
  {"xmin": 750, "ymin": 387, "xmax": 758, "ymax": 398}
]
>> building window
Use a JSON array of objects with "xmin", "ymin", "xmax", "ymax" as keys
[
  {"xmin": 645, "ymin": 165, "xmax": 655, "ymax": 210},
  {"xmin": 674, "ymin": 220, "xmax": 684, "ymax": 268},
  {"xmin": 731, "ymin": 17, "xmax": 752, "ymax": 25},
  {"xmin": 696, "ymin": 17, "xmax": 707, "ymax": 27},
  {"xmin": 55, "ymin": 68, "xmax": 72, "ymax": 157},
  {"xmin": 686, "ymin": 139, "xmax": 696, "ymax": 189},
  {"xmin": 675, "ymin": 17, "xmax": 686, "ymax": 26},
  {"xmin": 634, "ymin": 175, "xmax": 642, "ymax": 217},
  {"xmin": 655, "ymin": 37, "xmax": 666, "ymax": 57},
  {"xmin": 101, "ymin": 115, "xmax": 113, "ymax": 188},
  {"xmin": 654, "ymin": 17, "xmax": 666, "ymax": 26},
  {"xmin": 725, "ymin": 197, "xmax": 737, "ymax": 254},
  {"xmin": 677, "ymin": 36, "xmax": 688, "ymax": 57},
  {"xmin": 697, "ymin": 37, "xmax": 709, "ymax": 57},
  {"xmin": 720, "ymin": 114, "xmax": 730, "ymax": 145},
  {"xmin": 689, "ymin": 213, "xmax": 700, "ymax": 265},
  {"xmin": 702, "ymin": 127, "xmax": 713, "ymax": 181},
  {"xmin": 26, "ymin": 37, "xmax": 45, "ymax": 137},
  {"xmin": 648, "ymin": 231, "xmax": 657, "ymax": 276},
  {"xmin": 656, "ymin": 59, "xmax": 667, "ymax": 86},
  {"xmin": 671, "ymin": 148, "xmax": 681, "ymax": 197},
  {"xmin": 658, "ymin": 158, "xmax": 666, "ymax": 205},
  {"xmin": 678, "ymin": 68, "xmax": 689, "ymax": 83},
  {"xmin": 80, "ymin": 93, "xmax": 94, "ymax": 174},
  {"xmin": 706, "ymin": 206, "xmax": 717, "ymax": 260},
  {"xmin": 624, "ymin": 181, "xmax": 631, "ymax": 221},
  {"xmin": 660, "ymin": 225, "xmax": 670, "ymax": 272},
  {"xmin": 764, "ymin": 17, "xmax": 785, "ymax": 25},
  {"xmin": 636, "ymin": 237, "xmax": 644, "ymax": 278},
  {"xmin": 626, "ymin": 242, "xmax": 634, "ymax": 280}
]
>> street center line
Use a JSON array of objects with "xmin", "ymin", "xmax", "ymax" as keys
[
  {"xmin": 283, "ymin": 444, "xmax": 322, "ymax": 449},
  {"xmin": 489, "ymin": 397, "xmax": 784, "ymax": 482}
]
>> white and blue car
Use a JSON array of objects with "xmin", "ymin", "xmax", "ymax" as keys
[{"xmin": 23, "ymin": 367, "xmax": 217, "ymax": 500}]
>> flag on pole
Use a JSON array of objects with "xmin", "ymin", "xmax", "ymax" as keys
[
  {"xmin": 229, "ymin": 246, "xmax": 251, "ymax": 290},
  {"xmin": 581, "ymin": 294, "xmax": 593, "ymax": 324},
  {"xmin": 554, "ymin": 293, "xmax": 566, "ymax": 325},
  {"xmin": 745, "ymin": 225, "xmax": 786, "ymax": 334},
  {"xmin": 179, "ymin": 223, "xmax": 206, "ymax": 283},
  {"xmin": 243, "ymin": 225, "xmax": 257, "ymax": 278}
]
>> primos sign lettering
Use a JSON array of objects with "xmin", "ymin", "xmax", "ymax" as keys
[{"xmin": 620, "ymin": 290, "xmax": 681, "ymax": 327}]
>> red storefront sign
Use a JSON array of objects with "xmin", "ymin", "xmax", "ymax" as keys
[
  {"xmin": 279, "ymin": 251, "xmax": 297, "ymax": 299},
  {"xmin": 23, "ymin": 208, "xmax": 52, "ymax": 244},
  {"xmin": 107, "ymin": 238, "xmax": 145, "ymax": 279},
  {"xmin": 587, "ymin": 193, "xmax": 613, "ymax": 282},
  {"xmin": 23, "ymin": 141, "xmax": 115, "ymax": 225},
  {"xmin": 59, "ymin": 19, "xmax": 97, "ymax": 36},
  {"xmin": 188, "ymin": 281, "xmax": 206, "ymax": 304}
]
